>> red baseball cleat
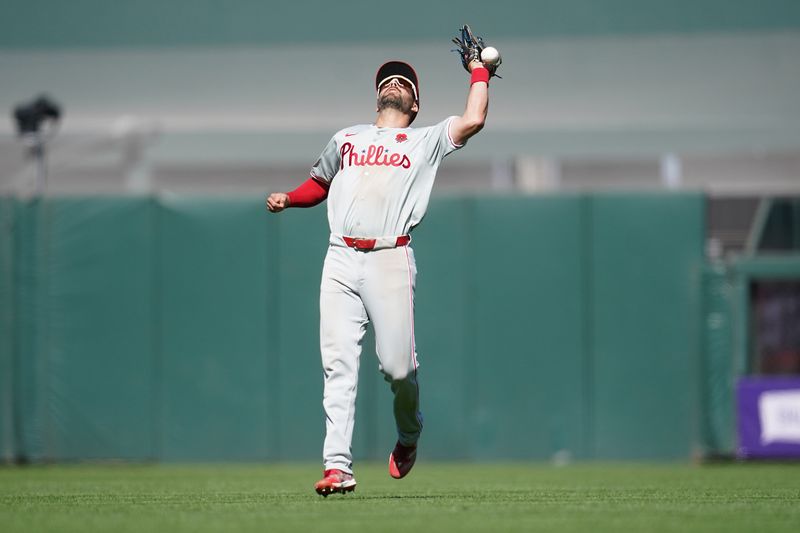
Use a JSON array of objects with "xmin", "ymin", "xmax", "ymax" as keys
[
  {"xmin": 314, "ymin": 469, "xmax": 356, "ymax": 497},
  {"xmin": 388, "ymin": 441, "xmax": 417, "ymax": 479}
]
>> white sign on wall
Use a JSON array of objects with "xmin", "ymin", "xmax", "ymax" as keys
[{"xmin": 759, "ymin": 390, "xmax": 800, "ymax": 445}]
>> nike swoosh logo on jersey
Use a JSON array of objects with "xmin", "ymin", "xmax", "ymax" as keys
[{"xmin": 345, "ymin": 133, "xmax": 358, "ymax": 137}]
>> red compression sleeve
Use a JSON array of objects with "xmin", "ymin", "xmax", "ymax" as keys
[{"xmin": 286, "ymin": 177, "xmax": 330, "ymax": 208}]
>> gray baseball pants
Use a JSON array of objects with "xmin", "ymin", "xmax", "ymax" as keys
[{"xmin": 319, "ymin": 242, "xmax": 423, "ymax": 474}]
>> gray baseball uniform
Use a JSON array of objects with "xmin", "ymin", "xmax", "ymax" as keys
[{"xmin": 311, "ymin": 116, "xmax": 463, "ymax": 474}]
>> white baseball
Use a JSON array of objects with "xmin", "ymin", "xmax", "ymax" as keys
[{"xmin": 480, "ymin": 46, "xmax": 501, "ymax": 66}]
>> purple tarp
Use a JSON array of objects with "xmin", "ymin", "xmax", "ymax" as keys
[{"xmin": 737, "ymin": 377, "xmax": 800, "ymax": 459}]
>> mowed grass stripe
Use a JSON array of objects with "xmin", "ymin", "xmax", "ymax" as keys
[{"xmin": 1, "ymin": 463, "xmax": 798, "ymax": 533}]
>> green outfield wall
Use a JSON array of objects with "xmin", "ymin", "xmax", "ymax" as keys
[
  {"xmin": 0, "ymin": 193, "xmax": 711, "ymax": 462},
  {"xmin": 0, "ymin": 197, "xmax": 14, "ymax": 462}
]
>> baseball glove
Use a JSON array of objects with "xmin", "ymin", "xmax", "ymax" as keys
[{"xmin": 451, "ymin": 24, "xmax": 500, "ymax": 77}]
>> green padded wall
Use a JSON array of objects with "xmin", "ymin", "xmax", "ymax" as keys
[
  {"xmin": 158, "ymin": 198, "xmax": 273, "ymax": 461},
  {"xmin": 44, "ymin": 198, "xmax": 156, "ymax": 459},
  {"xmin": 12, "ymin": 200, "xmax": 49, "ymax": 461},
  {"xmin": 0, "ymin": 197, "xmax": 13, "ymax": 461},
  {"xmin": 273, "ymin": 205, "xmax": 329, "ymax": 461},
  {"xmin": 470, "ymin": 196, "xmax": 589, "ymax": 459},
  {"xmin": 589, "ymin": 193, "xmax": 705, "ymax": 459},
  {"xmin": 3, "ymin": 193, "xmax": 708, "ymax": 462},
  {"xmin": 7, "ymin": 199, "xmax": 157, "ymax": 460}
]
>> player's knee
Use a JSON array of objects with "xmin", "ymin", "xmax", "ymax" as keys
[
  {"xmin": 381, "ymin": 362, "xmax": 411, "ymax": 382},
  {"xmin": 391, "ymin": 369, "xmax": 411, "ymax": 382}
]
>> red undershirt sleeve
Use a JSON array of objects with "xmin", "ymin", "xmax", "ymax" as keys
[{"xmin": 286, "ymin": 177, "xmax": 330, "ymax": 208}]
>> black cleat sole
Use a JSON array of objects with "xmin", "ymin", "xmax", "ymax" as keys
[{"xmin": 316, "ymin": 484, "xmax": 356, "ymax": 497}]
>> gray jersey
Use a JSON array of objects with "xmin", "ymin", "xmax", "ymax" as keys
[{"xmin": 311, "ymin": 116, "xmax": 463, "ymax": 237}]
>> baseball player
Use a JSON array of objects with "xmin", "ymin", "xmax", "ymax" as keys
[{"xmin": 266, "ymin": 27, "xmax": 499, "ymax": 496}]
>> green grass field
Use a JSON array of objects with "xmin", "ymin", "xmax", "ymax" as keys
[{"xmin": 1, "ymin": 462, "xmax": 798, "ymax": 532}]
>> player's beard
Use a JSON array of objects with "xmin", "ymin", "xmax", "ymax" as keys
[{"xmin": 378, "ymin": 93, "xmax": 412, "ymax": 114}]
